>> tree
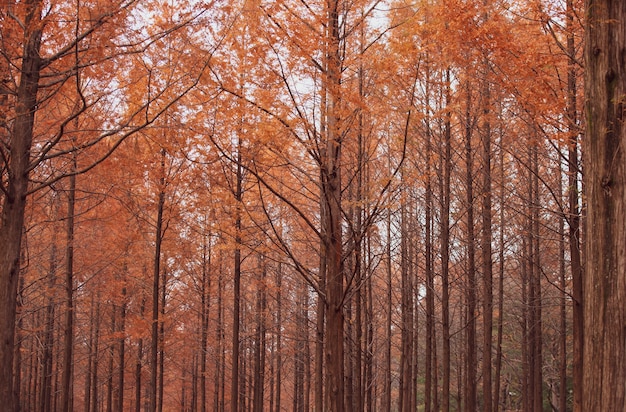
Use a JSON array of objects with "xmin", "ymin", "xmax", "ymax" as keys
[
  {"xmin": 583, "ymin": 0, "xmax": 626, "ymax": 409},
  {"xmin": 0, "ymin": 2, "xmax": 211, "ymax": 408}
]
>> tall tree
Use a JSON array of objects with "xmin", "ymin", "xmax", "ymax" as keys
[
  {"xmin": 0, "ymin": 3, "xmax": 210, "ymax": 408},
  {"xmin": 583, "ymin": 0, "xmax": 626, "ymax": 410}
]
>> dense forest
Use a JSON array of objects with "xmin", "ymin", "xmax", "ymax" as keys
[{"xmin": 1, "ymin": 0, "xmax": 624, "ymax": 411}]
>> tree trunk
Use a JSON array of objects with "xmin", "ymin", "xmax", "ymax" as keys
[
  {"xmin": 84, "ymin": 292, "xmax": 93, "ymax": 412},
  {"xmin": 531, "ymin": 139, "xmax": 543, "ymax": 412},
  {"xmin": 558, "ymin": 158, "xmax": 568, "ymax": 412},
  {"xmin": 252, "ymin": 257, "xmax": 266, "ymax": 412},
  {"xmin": 566, "ymin": 1, "xmax": 583, "ymax": 409},
  {"xmin": 43, "ymin": 227, "xmax": 58, "ymax": 412},
  {"xmin": 91, "ymin": 299, "xmax": 101, "ymax": 412},
  {"xmin": 463, "ymin": 80, "xmax": 477, "ymax": 412},
  {"xmin": 384, "ymin": 207, "xmax": 393, "ymax": 412},
  {"xmin": 231, "ymin": 140, "xmax": 243, "ymax": 412},
  {"xmin": 135, "ymin": 297, "xmax": 144, "ymax": 412},
  {"xmin": 149, "ymin": 149, "xmax": 166, "ymax": 412},
  {"xmin": 582, "ymin": 0, "xmax": 626, "ymax": 409},
  {"xmin": 323, "ymin": 2, "xmax": 344, "ymax": 411},
  {"xmin": 493, "ymin": 129, "xmax": 505, "ymax": 411},
  {"xmin": 0, "ymin": 2, "xmax": 43, "ymax": 409},
  {"xmin": 107, "ymin": 309, "xmax": 116, "ymax": 412},
  {"xmin": 398, "ymin": 186, "xmax": 413, "ymax": 412},
  {"xmin": 158, "ymin": 263, "xmax": 166, "ymax": 412},
  {"xmin": 440, "ymin": 68, "xmax": 452, "ymax": 412},
  {"xmin": 201, "ymin": 233, "xmax": 210, "ymax": 412},
  {"xmin": 61, "ymin": 159, "xmax": 77, "ymax": 412},
  {"xmin": 480, "ymin": 51, "xmax": 493, "ymax": 412},
  {"xmin": 424, "ymin": 62, "xmax": 435, "ymax": 412},
  {"xmin": 275, "ymin": 263, "xmax": 282, "ymax": 412},
  {"xmin": 117, "ymin": 285, "xmax": 126, "ymax": 412}
]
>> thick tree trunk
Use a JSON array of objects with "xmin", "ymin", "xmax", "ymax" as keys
[
  {"xmin": 583, "ymin": 0, "xmax": 626, "ymax": 410},
  {"xmin": 480, "ymin": 56, "xmax": 493, "ymax": 412},
  {"xmin": 0, "ymin": 2, "xmax": 42, "ymax": 409},
  {"xmin": 323, "ymin": 2, "xmax": 344, "ymax": 411}
]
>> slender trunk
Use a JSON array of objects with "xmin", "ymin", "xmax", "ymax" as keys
[
  {"xmin": 521, "ymin": 229, "xmax": 530, "ymax": 412},
  {"xmin": 201, "ymin": 234, "xmax": 210, "ymax": 412},
  {"xmin": 117, "ymin": 286, "xmax": 126, "ymax": 412},
  {"xmin": 440, "ymin": 68, "xmax": 452, "ymax": 412},
  {"xmin": 398, "ymin": 190, "xmax": 413, "ymax": 412},
  {"xmin": 135, "ymin": 297, "xmax": 144, "ymax": 412},
  {"xmin": 157, "ymin": 265, "xmax": 166, "ymax": 412},
  {"xmin": 275, "ymin": 263, "xmax": 282, "ymax": 412},
  {"xmin": 214, "ymin": 262, "xmax": 224, "ymax": 412},
  {"xmin": 231, "ymin": 142, "xmax": 243, "ymax": 412},
  {"xmin": 84, "ymin": 292, "xmax": 93, "ymax": 412},
  {"xmin": 304, "ymin": 291, "xmax": 311, "ymax": 412},
  {"xmin": 107, "ymin": 309, "xmax": 116, "ymax": 412},
  {"xmin": 365, "ymin": 235, "xmax": 374, "ymax": 412},
  {"xmin": 252, "ymin": 258, "xmax": 266, "ymax": 412},
  {"xmin": 531, "ymin": 139, "xmax": 543, "ymax": 412},
  {"xmin": 91, "ymin": 300, "xmax": 100, "ymax": 412},
  {"xmin": 384, "ymin": 207, "xmax": 393, "ymax": 412},
  {"xmin": 43, "ymin": 233, "xmax": 58, "ymax": 412},
  {"xmin": 149, "ymin": 149, "xmax": 166, "ymax": 412},
  {"xmin": 463, "ymin": 81, "xmax": 477, "ymax": 412},
  {"xmin": 61, "ymin": 158, "xmax": 77, "ymax": 412},
  {"xmin": 493, "ymin": 129, "xmax": 505, "ymax": 411},
  {"xmin": 480, "ymin": 59, "xmax": 493, "ymax": 412},
  {"xmin": 566, "ymin": 1, "xmax": 583, "ymax": 409},
  {"xmin": 558, "ymin": 157, "xmax": 568, "ymax": 412},
  {"xmin": 0, "ymin": 3, "xmax": 43, "ymax": 409}
]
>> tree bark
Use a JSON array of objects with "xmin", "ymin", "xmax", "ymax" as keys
[
  {"xmin": 323, "ymin": 2, "xmax": 344, "ymax": 411},
  {"xmin": 463, "ymin": 80, "xmax": 477, "ymax": 412},
  {"xmin": 61, "ymin": 158, "xmax": 77, "ymax": 412},
  {"xmin": 0, "ymin": 2, "xmax": 43, "ymax": 409},
  {"xmin": 149, "ymin": 149, "xmax": 166, "ymax": 412},
  {"xmin": 480, "ymin": 53, "xmax": 493, "ymax": 412},
  {"xmin": 582, "ymin": 0, "xmax": 626, "ymax": 409}
]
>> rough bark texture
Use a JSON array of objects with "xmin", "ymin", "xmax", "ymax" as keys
[
  {"xmin": 583, "ymin": 0, "xmax": 626, "ymax": 410},
  {"xmin": 323, "ymin": 2, "xmax": 344, "ymax": 411},
  {"xmin": 0, "ymin": 2, "xmax": 42, "ymax": 409}
]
